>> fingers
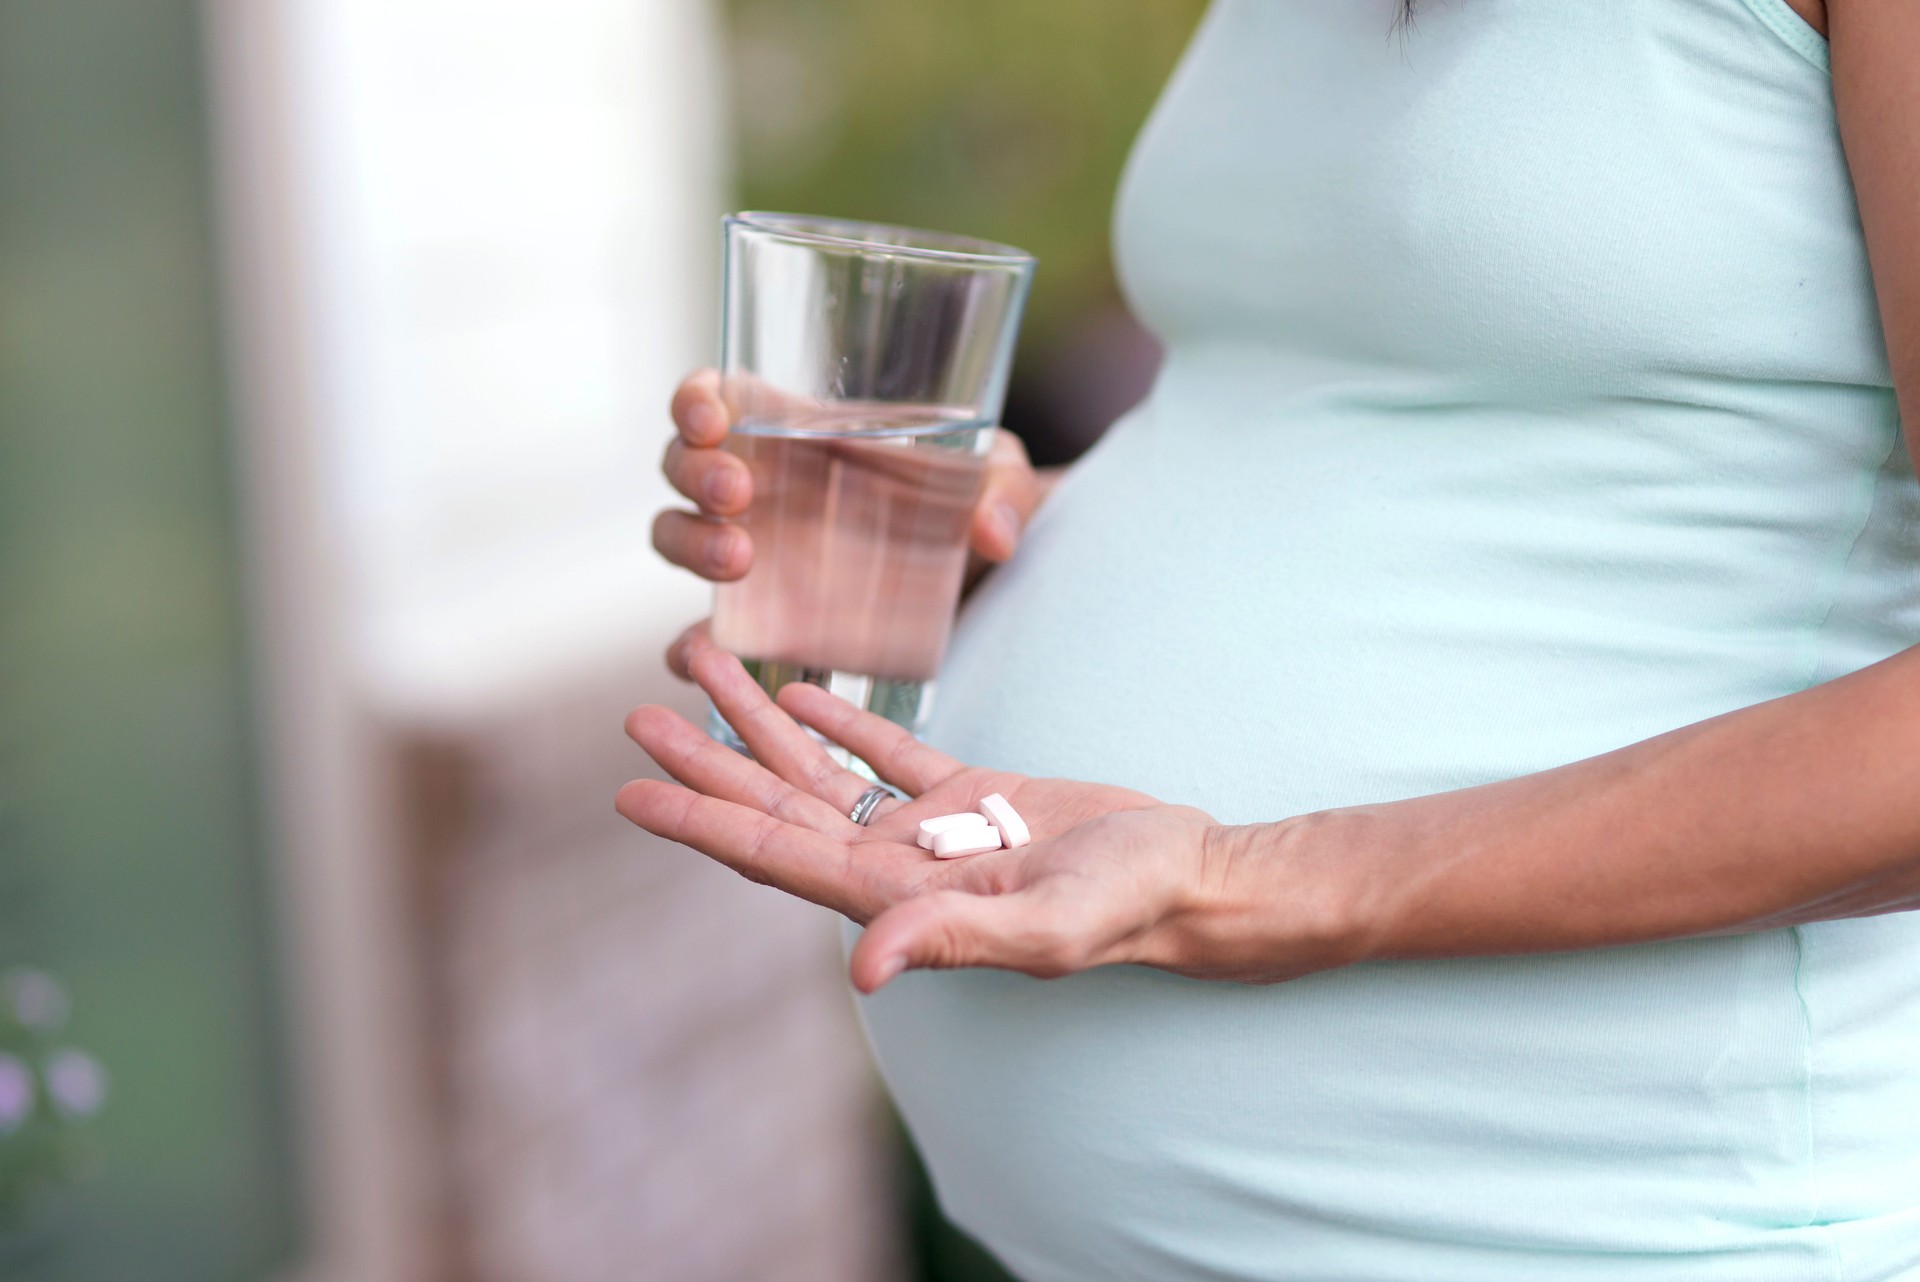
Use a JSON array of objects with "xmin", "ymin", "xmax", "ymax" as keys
[
  {"xmin": 969, "ymin": 430, "xmax": 1041, "ymax": 563},
  {"xmin": 625, "ymin": 703, "xmax": 857, "ymax": 837},
  {"xmin": 849, "ymin": 886, "xmax": 1107, "ymax": 992},
  {"xmin": 670, "ymin": 369, "xmax": 729, "ymax": 446},
  {"xmin": 665, "ymin": 619, "xmax": 715, "ymax": 681},
  {"xmin": 658, "ymin": 370, "xmax": 754, "ymax": 582},
  {"xmin": 664, "ymin": 438, "xmax": 751, "ymax": 515},
  {"xmin": 653, "ymin": 509, "xmax": 751, "ymax": 580},
  {"xmin": 690, "ymin": 648, "xmax": 885, "ymax": 814},
  {"xmin": 616, "ymin": 778, "xmax": 887, "ymax": 920},
  {"xmin": 777, "ymin": 681, "xmax": 962, "ymax": 796}
]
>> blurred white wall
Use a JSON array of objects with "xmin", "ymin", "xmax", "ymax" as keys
[
  {"xmin": 209, "ymin": 4, "xmax": 904, "ymax": 1281},
  {"xmin": 281, "ymin": 0, "xmax": 722, "ymax": 710}
]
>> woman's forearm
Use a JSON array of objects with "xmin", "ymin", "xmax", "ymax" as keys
[
  {"xmin": 1212, "ymin": 642, "xmax": 1920, "ymax": 964},
  {"xmin": 1198, "ymin": 0, "xmax": 1920, "ymax": 969}
]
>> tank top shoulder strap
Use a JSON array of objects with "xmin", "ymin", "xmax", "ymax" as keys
[{"xmin": 1736, "ymin": 0, "xmax": 1830, "ymax": 71}]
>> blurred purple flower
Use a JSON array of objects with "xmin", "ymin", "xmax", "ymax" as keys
[
  {"xmin": 0, "ymin": 1054, "xmax": 32, "ymax": 1132},
  {"xmin": 44, "ymin": 1049, "xmax": 107, "ymax": 1120},
  {"xmin": 6, "ymin": 970, "xmax": 69, "ymax": 1033}
]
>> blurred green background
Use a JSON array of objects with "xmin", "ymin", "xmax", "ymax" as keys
[
  {"xmin": 0, "ymin": 2, "xmax": 301, "ymax": 1279},
  {"xmin": 726, "ymin": 0, "xmax": 1205, "ymax": 464}
]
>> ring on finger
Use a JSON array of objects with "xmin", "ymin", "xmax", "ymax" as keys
[{"xmin": 849, "ymin": 785, "xmax": 899, "ymax": 827}]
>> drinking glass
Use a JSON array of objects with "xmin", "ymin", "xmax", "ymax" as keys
[{"xmin": 706, "ymin": 212, "xmax": 1036, "ymax": 760}]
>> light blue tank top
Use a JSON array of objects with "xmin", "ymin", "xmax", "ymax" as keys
[{"xmin": 856, "ymin": 2, "xmax": 1920, "ymax": 1278}]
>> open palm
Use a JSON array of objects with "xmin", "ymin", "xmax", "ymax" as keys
[{"xmin": 617, "ymin": 646, "xmax": 1224, "ymax": 990}]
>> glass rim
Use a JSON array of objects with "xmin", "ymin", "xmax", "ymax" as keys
[{"xmin": 726, "ymin": 211, "xmax": 1035, "ymax": 268}]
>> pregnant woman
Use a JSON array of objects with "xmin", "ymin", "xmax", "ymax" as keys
[{"xmin": 628, "ymin": 0, "xmax": 1920, "ymax": 1277}]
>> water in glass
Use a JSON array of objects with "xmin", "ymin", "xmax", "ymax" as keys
[{"xmin": 710, "ymin": 403, "xmax": 991, "ymax": 748}]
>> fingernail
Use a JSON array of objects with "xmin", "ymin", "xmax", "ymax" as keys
[
  {"xmin": 707, "ymin": 529, "xmax": 737, "ymax": 570},
  {"xmin": 705, "ymin": 467, "xmax": 739, "ymax": 508},
  {"xmin": 872, "ymin": 956, "xmax": 906, "ymax": 988}
]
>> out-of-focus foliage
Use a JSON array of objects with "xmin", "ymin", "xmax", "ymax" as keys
[
  {"xmin": 0, "ymin": 3, "xmax": 299, "ymax": 1277},
  {"xmin": 723, "ymin": 0, "xmax": 1207, "ymax": 350},
  {"xmin": 0, "ymin": 970, "xmax": 107, "ymax": 1242}
]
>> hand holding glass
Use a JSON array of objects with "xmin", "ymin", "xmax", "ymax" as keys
[{"xmin": 706, "ymin": 213, "xmax": 1035, "ymax": 749}]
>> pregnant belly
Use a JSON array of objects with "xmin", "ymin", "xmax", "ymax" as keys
[
  {"xmin": 923, "ymin": 392, "xmax": 1859, "ymax": 824},
  {"xmin": 862, "ymin": 387, "xmax": 1920, "ymax": 1279},
  {"xmin": 858, "ymin": 930, "xmax": 1837, "ymax": 1282}
]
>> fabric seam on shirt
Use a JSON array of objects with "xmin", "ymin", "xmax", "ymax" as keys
[
  {"xmin": 1737, "ymin": 0, "xmax": 1833, "ymax": 73},
  {"xmin": 1784, "ymin": 407, "xmax": 1895, "ymax": 1282},
  {"xmin": 1793, "ymin": 416, "xmax": 1899, "ymax": 692},
  {"xmin": 1788, "ymin": 926, "xmax": 1844, "ymax": 1281},
  {"xmin": 1786, "ymin": 413, "xmax": 1894, "ymax": 1282}
]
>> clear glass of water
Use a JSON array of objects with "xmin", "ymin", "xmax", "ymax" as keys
[{"xmin": 707, "ymin": 212, "xmax": 1036, "ymax": 760}]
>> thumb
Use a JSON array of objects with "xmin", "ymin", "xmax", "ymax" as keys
[
  {"xmin": 850, "ymin": 888, "xmax": 1094, "ymax": 992},
  {"xmin": 664, "ymin": 618, "xmax": 717, "ymax": 681},
  {"xmin": 969, "ymin": 430, "xmax": 1042, "ymax": 563}
]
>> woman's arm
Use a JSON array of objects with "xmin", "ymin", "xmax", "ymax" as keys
[
  {"xmin": 618, "ymin": 627, "xmax": 1919, "ymax": 991},
  {"xmin": 1203, "ymin": 0, "xmax": 1920, "ymax": 967},
  {"xmin": 1208, "ymin": 642, "xmax": 1920, "ymax": 968}
]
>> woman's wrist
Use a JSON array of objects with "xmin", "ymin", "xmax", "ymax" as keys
[{"xmin": 1171, "ymin": 812, "xmax": 1393, "ymax": 982}]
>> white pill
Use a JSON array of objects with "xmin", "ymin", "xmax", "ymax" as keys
[
  {"xmin": 917, "ymin": 811, "xmax": 990, "ymax": 850},
  {"xmin": 977, "ymin": 793, "xmax": 1030, "ymax": 849},
  {"xmin": 932, "ymin": 826, "xmax": 1003, "ymax": 859}
]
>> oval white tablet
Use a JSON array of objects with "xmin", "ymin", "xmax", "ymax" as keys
[
  {"xmin": 932, "ymin": 826, "xmax": 1003, "ymax": 859},
  {"xmin": 916, "ymin": 811, "xmax": 989, "ymax": 850},
  {"xmin": 977, "ymin": 793, "xmax": 1030, "ymax": 849}
]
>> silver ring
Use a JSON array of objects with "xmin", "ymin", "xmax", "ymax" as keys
[{"xmin": 848, "ymin": 785, "xmax": 894, "ymax": 826}]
